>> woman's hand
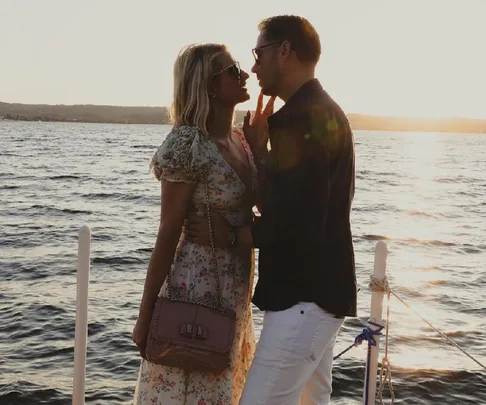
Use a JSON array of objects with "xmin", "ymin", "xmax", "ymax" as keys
[
  {"xmin": 132, "ymin": 315, "xmax": 151, "ymax": 359},
  {"xmin": 184, "ymin": 211, "xmax": 230, "ymax": 248},
  {"xmin": 243, "ymin": 93, "xmax": 276, "ymax": 154}
]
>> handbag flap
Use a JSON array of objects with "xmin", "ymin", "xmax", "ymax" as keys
[{"xmin": 150, "ymin": 297, "xmax": 236, "ymax": 353}]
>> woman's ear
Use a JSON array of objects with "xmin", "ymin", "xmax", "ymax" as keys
[{"xmin": 208, "ymin": 81, "xmax": 218, "ymax": 99}]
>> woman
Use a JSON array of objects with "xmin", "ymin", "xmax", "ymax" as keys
[{"xmin": 132, "ymin": 43, "xmax": 267, "ymax": 405}]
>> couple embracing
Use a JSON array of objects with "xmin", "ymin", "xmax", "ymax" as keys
[{"xmin": 132, "ymin": 14, "xmax": 357, "ymax": 405}]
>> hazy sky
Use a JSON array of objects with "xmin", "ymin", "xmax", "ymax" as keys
[{"xmin": 1, "ymin": 0, "xmax": 485, "ymax": 118}]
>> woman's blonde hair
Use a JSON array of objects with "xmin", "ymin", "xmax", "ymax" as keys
[{"xmin": 170, "ymin": 43, "xmax": 227, "ymax": 135}]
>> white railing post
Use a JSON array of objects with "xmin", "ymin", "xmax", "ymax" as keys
[
  {"xmin": 72, "ymin": 225, "xmax": 91, "ymax": 405},
  {"xmin": 363, "ymin": 241, "xmax": 387, "ymax": 405}
]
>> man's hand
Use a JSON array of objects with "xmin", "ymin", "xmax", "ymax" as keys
[
  {"xmin": 184, "ymin": 212, "xmax": 230, "ymax": 248},
  {"xmin": 243, "ymin": 93, "xmax": 276, "ymax": 154}
]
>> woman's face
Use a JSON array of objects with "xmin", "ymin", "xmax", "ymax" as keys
[{"xmin": 211, "ymin": 52, "xmax": 250, "ymax": 106}]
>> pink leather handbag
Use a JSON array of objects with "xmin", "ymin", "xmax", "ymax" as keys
[{"xmin": 145, "ymin": 173, "xmax": 236, "ymax": 373}]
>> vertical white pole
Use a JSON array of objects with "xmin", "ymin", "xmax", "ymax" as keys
[
  {"xmin": 72, "ymin": 225, "xmax": 91, "ymax": 405},
  {"xmin": 363, "ymin": 241, "xmax": 387, "ymax": 405}
]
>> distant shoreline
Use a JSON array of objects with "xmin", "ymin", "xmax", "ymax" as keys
[{"xmin": 1, "ymin": 101, "xmax": 485, "ymax": 134}]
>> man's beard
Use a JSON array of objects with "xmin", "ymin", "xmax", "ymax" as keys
[{"xmin": 260, "ymin": 78, "xmax": 280, "ymax": 97}]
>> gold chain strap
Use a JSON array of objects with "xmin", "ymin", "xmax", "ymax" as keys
[{"xmin": 166, "ymin": 170, "xmax": 225, "ymax": 313}]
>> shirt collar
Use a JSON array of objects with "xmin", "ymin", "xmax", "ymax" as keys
[{"xmin": 268, "ymin": 79, "xmax": 323, "ymax": 128}]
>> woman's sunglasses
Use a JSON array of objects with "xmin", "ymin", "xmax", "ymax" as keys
[{"xmin": 213, "ymin": 62, "xmax": 241, "ymax": 81}]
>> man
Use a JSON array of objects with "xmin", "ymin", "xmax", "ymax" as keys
[{"xmin": 187, "ymin": 15, "xmax": 357, "ymax": 405}]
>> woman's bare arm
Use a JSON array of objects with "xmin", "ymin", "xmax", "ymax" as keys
[{"xmin": 136, "ymin": 179, "xmax": 195, "ymax": 321}]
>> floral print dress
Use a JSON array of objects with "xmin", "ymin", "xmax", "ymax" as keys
[{"xmin": 134, "ymin": 125, "xmax": 258, "ymax": 405}]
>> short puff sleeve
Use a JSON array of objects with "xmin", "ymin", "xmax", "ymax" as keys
[{"xmin": 149, "ymin": 126, "xmax": 211, "ymax": 183}]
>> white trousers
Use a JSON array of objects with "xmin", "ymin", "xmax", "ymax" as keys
[{"xmin": 239, "ymin": 302, "xmax": 344, "ymax": 405}]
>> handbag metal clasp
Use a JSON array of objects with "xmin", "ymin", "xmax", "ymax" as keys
[{"xmin": 180, "ymin": 323, "xmax": 207, "ymax": 340}]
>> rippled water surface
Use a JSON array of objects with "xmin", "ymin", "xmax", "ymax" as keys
[{"xmin": 1, "ymin": 121, "xmax": 485, "ymax": 404}]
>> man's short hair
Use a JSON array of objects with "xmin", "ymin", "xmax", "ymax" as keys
[{"xmin": 258, "ymin": 15, "xmax": 321, "ymax": 64}]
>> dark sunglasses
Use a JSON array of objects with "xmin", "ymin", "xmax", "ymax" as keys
[
  {"xmin": 252, "ymin": 42, "xmax": 281, "ymax": 64},
  {"xmin": 213, "ymin": 61, "xmax": 241, "ymax": 81}
]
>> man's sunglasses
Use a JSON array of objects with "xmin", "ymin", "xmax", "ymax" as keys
[
  {"xmin": 213, "ymin": 62, "xmax": 241, "ymax": 81},
  {"xmin": 252, "ymin": 42, "xmax": 281, "ymax": 64}
]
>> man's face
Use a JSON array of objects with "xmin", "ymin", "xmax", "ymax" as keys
[{"xmin": 251, "ymin": 31, "xmax": 283, "ymax": 97}]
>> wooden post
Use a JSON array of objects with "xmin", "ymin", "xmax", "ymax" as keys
[
  {"xmin": 72, "ymin": 225, "xmax": 91, "ymax": 405},
  {"xmin": 363, "ymin": 240, "xmax": 387, "ymax": 405}
]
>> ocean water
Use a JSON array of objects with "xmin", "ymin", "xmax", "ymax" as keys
[{"xmin": 0, "ymin": 121, "xmax": 485, "ymax": 404}]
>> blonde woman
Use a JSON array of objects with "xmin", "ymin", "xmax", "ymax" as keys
[{"xmin": 132, "ymin": 44, "xmax": 270, "ymax": 404}]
